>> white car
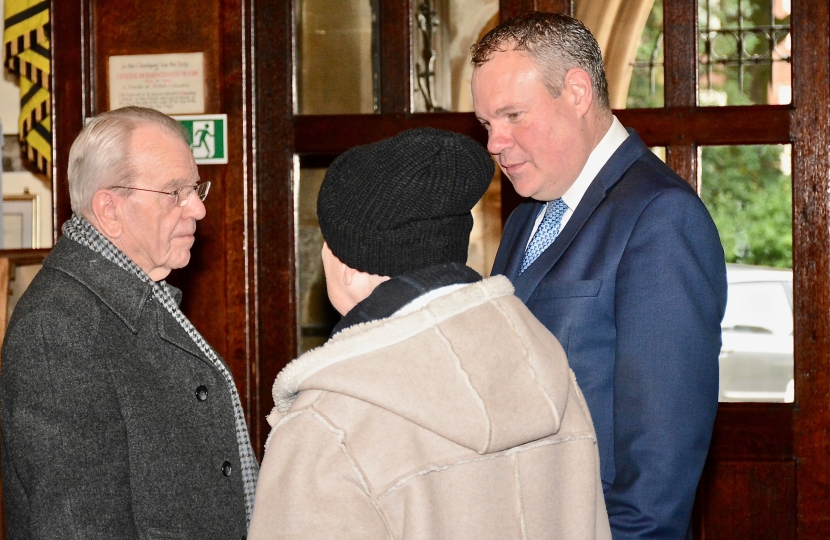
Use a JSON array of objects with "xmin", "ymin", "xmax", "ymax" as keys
[{"xmin": 719, "ymin": 263, "xmax": 794, "ymax": 402}]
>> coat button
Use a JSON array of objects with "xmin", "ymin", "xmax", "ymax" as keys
[
  {"xmin": 222, "ymin": 460, "xmax": 232, "ymax": 476},
  {"xmin": 195, "ymin": 385, "xmax": 208, "ymax": 401}
]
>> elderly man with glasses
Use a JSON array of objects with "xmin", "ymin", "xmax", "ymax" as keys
[{"xmin": 0, "ymin": 106, "xmax": 256, "ymax": 540}]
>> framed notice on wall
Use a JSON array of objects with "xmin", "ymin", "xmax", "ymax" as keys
[{"xmin": 109, "ymin": 52, "xmax": 205, "ymax": 114}]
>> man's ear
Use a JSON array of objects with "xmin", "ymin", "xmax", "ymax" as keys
[
  {"xmin": 564, "ymin": 68, "xmax": 593, "ymax": 117},
  {"xmin": 90, "ymin": 189, "xmax": 123, "ymax": 238},
  {"xmin": 343, "ymin": 265, "xmax": 358, "ymax": 286}
]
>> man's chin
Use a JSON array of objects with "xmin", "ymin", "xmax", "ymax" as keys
[
  {"xmin": 168, "ymin": 250, "xmax": 193, "ymax": 271},
  {"xmin": 509, "ymin": 177, "xmax": 539, "ymax": 199}
]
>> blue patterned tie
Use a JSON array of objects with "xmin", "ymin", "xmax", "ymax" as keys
[{"xmin": 520, "ymin": 198, "xmax": 569, "ymax": 274}]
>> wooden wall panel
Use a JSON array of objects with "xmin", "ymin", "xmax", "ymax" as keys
[
  {"xmin": 50, "ymin": 0, "xmax": 90, "ymax": 237},
  {"xmin": 94, "ymin": 5, "xmax": 221, "ymax": 114},
  {"xmin": 378, "ymin": 0, "xmax": 411, "ymax": 113},
  {"xmin": 499, "ymin": 0, "xmax": 572, "ymax": 22},
  {"xmin": 251, "ymin": 0, "xmax": 297, "ymax": 455},
  {"xmin": 292, "ymin": 107, "xmax": 791, "ymax": 155},
  {"xmin": 696, "ymin": 461, "xmax": 796, "ymax": 540},
  {"xmin": 93, "ymin": 3, "xmax": 229, "ymax": 358},
  {"xmin": 662, "ymin": 0, "xmax": 697, "ymax": 189},
  {"xmin": 791, "ymin": 0, "xmax": 830, "ymax": 537}
]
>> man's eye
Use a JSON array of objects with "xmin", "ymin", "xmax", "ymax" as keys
[{"xmin": 507, "ymin": 112, "xmax": 520, "ymax": 120}]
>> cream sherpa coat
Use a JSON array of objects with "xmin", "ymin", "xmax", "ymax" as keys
[{"xmin": 249, "ymin": 276, "xmax": 611, "ymax": 539}]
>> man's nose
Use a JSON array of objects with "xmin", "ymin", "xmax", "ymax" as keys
[
  {"xmin": 487, "ymin": 124, "xmax": 512, "ymax": 156},
  {"xmin": 183, "ymin": 193, "xmax": 207, "ymax": 220}
]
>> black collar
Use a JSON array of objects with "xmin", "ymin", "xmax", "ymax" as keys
[{"xmin": 331, "ymin": 262, "xmax": 482, "ymax": 336}]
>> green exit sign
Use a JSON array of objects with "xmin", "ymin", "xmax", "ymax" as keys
[{"xmin": 174, "ymin": 114, "xmax": 228, "ymax": 164}]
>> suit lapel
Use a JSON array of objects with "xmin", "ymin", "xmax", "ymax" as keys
[{"xmin": 512, "ymin": 130, "xmax": 650, "ymax": 302}]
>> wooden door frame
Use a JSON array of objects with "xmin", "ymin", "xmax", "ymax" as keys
[{"xmin": 48, "ymin": 0, "xmax": 830, "ymax": 536}]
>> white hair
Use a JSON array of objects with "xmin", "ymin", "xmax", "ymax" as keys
[{"xmin": 67, "ymin": 106, "xmax": 189, "ymax": 216}]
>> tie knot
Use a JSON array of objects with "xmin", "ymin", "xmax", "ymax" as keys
[
  {"xmin": 519, "ymin": 198, "xmax": 569, "ymax": 275},
  {"xmin": 546, "ymin": 198, "xmax": 569, "ymax": 220}
]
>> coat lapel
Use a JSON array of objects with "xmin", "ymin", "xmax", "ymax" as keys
[
  {"xmin": 156, "ymin": 308, "xmax": 216, "ymax": 368},
  {"xmin": 512, "ymin": 130, "xmax": 650, "ymax": 302}
]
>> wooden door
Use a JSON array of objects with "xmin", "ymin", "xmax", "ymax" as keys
[
  {"xmin": 48, "ymin": 0, "xmax": 830, "ymax": 537},
  {"xmin": 250, "ymin": 0, "xmax": 830, "ymax": 537}
]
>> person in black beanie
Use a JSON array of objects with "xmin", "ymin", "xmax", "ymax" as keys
[
  {"xmin": 317, "ymin": 127, "xmax": 493, "ymax": 332},
  {"xmin": 249, "ymin": 128, "xmax": 610, "ymax": 540}
]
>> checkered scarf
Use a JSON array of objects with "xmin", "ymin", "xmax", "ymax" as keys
[{"xmin": 62, "ymin": 213, "xmax": 258, "ymax": 524}]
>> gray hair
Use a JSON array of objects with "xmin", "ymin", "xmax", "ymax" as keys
[
  {"xmin": 470, "ymin": 12, "xmax": 610, "ymax": 110},
  {"xmin": 67, "ymin": 106, "xmax": 190, "ymax": 216}
]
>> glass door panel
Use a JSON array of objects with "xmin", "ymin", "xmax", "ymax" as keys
[
  {"xmin": 698, "ymin": 0, "xmax": 791, "ymax": 106},
  {"xmin": 296, "ymin": 0, "xmax": 376, "ymax": 114},
  {"xmin": 411, "ymin": 0, "xmax": 499, "ymax": 112},
  {"xmin": 700, "ymin": 144, "xmax": 793, "ymax": 402}
]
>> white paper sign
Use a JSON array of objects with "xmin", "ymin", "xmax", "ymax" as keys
[{"xmin": 109, "ymin": 52, "xmax": 205, "ymax": 114}]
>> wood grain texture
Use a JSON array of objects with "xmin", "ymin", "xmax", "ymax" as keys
[
  {"xmin": 378, "ymin": 0, "xmax": 411, "ymax": 113},
  {"xmin": 791, "ymin": 0, "xmax": 830, "ymax": 537},
  {"xmin": 293, "ymin": 104, "xmax": 789, "ymax": 222},
  {"xmin": 617, "ymin": 105, "xmax": 791, "ymax": 146},
  {"xmin": 696, "ymin": 461, "xmax": 796, "ymax": 540},
  {"xmin": 51, "ymin": 0, "xmax": 90, "ymax": 238},
  {"xmin": 252, "ymin": 0, "xmax": 297, "ymax": 456},
  {"xmin": 662, "ymin": 0, "xmax": 696, "ymax": 108},
  {"xmin": 708, "ymin": 404, "xmax": 794, "ymax": 462},
  {"xmin": 662, "ymin": 0, "xmax": 697, "ymax": 189},
  {"xmin": 294, "ymin": 106, "xmax": 791, "ymax": 155},
  {"xmin": 0, "ymin": 258, "xmax": 9, "ymax": 358},
  {"xmin": 295, "ymin": 113, "xmax": 487, "ymax": 153},
  {"xmin": 499, "ymin": 0, "xmax": 572, "ymax": 21},
  {"xmin": 217, "ymin": 0, "xmax": 256, "ymax": 432}
]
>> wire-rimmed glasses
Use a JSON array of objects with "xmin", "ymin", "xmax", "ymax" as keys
[{"xmin": 109, "ymin": 181, "xmax": 211, "ymax": 207}]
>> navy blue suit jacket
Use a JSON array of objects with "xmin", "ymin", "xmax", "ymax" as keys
[{"xmin": 492, "ymin": 131, "xmax": 727, "ymax": 539}]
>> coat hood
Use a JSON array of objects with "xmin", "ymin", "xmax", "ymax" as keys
[{"xmin": 272, "ymin": 276, "xmax": 573, "ymax": 455}]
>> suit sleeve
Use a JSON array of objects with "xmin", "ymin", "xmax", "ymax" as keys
[
  {"xmin": 608, "ymin": 189, "xmax": 727, "ymax": 539},
  {"xmin": 0, "ymin": 309, "xmax": 139, "ymax": 539},
  {"xmin": 249, "ymin": 411, "xmax": 390, "ymax": 540}
]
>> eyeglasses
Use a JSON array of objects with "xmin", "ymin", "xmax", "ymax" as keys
[{"xmin": 109, "ymin": 181, "xmax": 211, "ymax": 207}]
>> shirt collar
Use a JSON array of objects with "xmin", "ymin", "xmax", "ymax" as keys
[{"xmin": 560, "ymin": 116, "xmax": 629, "ymax": 211}]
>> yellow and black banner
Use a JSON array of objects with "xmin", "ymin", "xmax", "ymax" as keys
[{"xmin": 3, "ymin": 0, "xmax": 51, "ymax": 177}]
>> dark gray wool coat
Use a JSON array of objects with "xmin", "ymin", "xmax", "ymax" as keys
[{"xmin": 0, "ymin": 236, "xmax": 249, "ymax": 540}]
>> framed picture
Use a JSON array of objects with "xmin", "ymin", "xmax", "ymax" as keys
[{"xmin": 3, "ymin": 193, "xmax": 40, "ymax": 249}]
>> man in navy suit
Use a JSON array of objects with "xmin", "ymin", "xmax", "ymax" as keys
[{"xmin": 471, "ymin": 12, "xmax": 727, "ymax": 540}]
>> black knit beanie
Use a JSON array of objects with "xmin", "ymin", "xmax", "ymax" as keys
[{"xmin": 317, "ymin": 127, "xmax": 495, "ymax": 277}]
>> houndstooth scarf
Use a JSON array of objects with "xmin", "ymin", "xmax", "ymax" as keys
[{"xmin": 62, "ymin": 213, "xmax": 258, "ymax": 524}]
